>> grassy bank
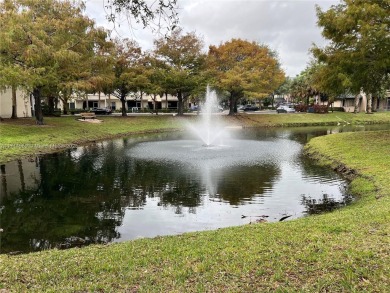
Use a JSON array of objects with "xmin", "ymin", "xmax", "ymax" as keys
[
  {"xmin": 1, "ymin": 111, "xmax": 390, "ymax": 163},
  {"xmin": 0, "ymin": 115, "xmax": 182, "ymax": 163},
  {"xmin": 0, "ymin": 116, "xmax": 389, "ymax": 291}
]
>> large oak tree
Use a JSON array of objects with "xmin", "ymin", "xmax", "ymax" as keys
[
  {"xmin": 207, "ymin": 39, "xmax": 285, "ymax": 115},
  {"xmin": 312, "ymin": 0, "xmax": 390, "ymax": 113},
  {"xmin": 153, "ymin": 28, "xmax": 206, "ymax": 115},
  {"xmin": 0, "ymin": 0, "xmax": 110, "ymax": 124},
  {"xmin": 110, "ymin": 39, "xmax": 143, "ymax": 116}
]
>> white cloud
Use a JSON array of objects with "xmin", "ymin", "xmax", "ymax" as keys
[{"xmin": 85, "ymin": 0, "xmax": 339, "ymax": 77}]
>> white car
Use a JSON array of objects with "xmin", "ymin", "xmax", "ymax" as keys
[{"xmin": 276, "ymin": 105, "xmax": 295, "ymax": 113}]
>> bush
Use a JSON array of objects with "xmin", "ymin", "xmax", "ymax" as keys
[
  {"xmin": 295, "ymin": 104, "xmax": 308, "ymax": 112},
  {"xmin": 69, "ymin": 109, "xmax": 85, "ymax": 115},
  {"xmin": 312, "ymin": 104, "xmax": 328, "ymax": 114},
  {"xmin": 42, "ymin": 105, "xmax": 62, "ymax": 116},
  {"xmin": 329, "ymin": 107, "xmax": 345, "ymax": 112}
]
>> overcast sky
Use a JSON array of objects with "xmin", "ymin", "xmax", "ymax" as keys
[{"xmin": 85, "ymin": 0, "xmax": 340, "ymax": 77}]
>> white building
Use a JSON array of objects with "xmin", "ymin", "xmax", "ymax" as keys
[
  {"xmin": 69, "ymin": 93, "xmax": 179, "ymax": 112},
  {"xmin": 0, "ymin": 88, "xmax": 33, "ymax": 118},
  {"xmin": 332, "ymin": 90, "xmax": 390, "ymax": 112},
  {"xmin": 0, "ymin": 88, "xmax": 180, "ymax": 118}
]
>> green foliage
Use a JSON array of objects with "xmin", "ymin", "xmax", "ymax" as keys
[
  {"xmin": 313, "ymin": 0, "xmax": 390, "ymax": 96},
  {"xmin": 0, "ymin": 0, "xmax": 112, "ymax": 123},
  {"xmin": 153, "ymin": 28, "xmax": 206, "ymax": 115},
  {"xmin": 109, "ymin": 38, "xmax": 143, "ymax": 116},
  {"xmin": 207, "ymin": 39, "xmax": 285, "ymax": 114}
]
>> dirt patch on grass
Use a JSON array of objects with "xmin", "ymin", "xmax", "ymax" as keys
[{"xmin": 77, "ymin": 119, "xmax": 103, "ymax": 123}]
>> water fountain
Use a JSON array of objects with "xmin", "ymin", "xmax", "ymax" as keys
[{"xmin": 186, "ymin": 86, "xmax": 228, "ymax": 147}]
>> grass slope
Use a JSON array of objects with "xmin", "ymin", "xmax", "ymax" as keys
[
  {"xmin": 0, "ymin": 114, "xmax": 389, "ymax": 291},
  {"xmin": 0, "ymin": 116, "xmax": 182, "ymax": 163}
]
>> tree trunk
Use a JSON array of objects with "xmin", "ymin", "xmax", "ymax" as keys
[
  {"xmin": 63, "ymin": 100, "xmax": 69, "ymax": 115},
  {"xmin": 33, "ymin": 87, "xmax": 44, "ymax": 125},
  {"xmin": 48, "ymin": 96, "xmax": 55, "ymax": 115},
  {"xmin": 17, "ymin": 159, "xmax": 26, "ymax": 191},
  {"xmin": 55, "ymin": 97, "xmax": 59, "ymax": 110},
  {"xmin": 139, "ymin": 92, "xmax": 143, "ymax": 110},
  {"xmin": 228, "ymin": 91, "xmax": 241, "ymax": 116},
  {"xmin": 366, "ymin": 93, "xmax": 372, "ymax": 114},
  {"xmin": 354, "ymin": 94, "xmax": 360, "ymax": 114},
  {"xmin": 85, "ymin": 93, "xmax": 89, "ymax": 110},
  {"xmin": 121, "ymin": 97, "xmax": 127, "ymax": 116},
  {"xmin": 165, "ymin": 92, "xmax": 168, "ymax": 110},
  {"xmin": 153, "ymin": 94, "xmax": 159, "ymax": 115},
  {"xmin": 177, "ymin": 90, "xmax": 184, "ymax": 116},
  {"xmin": 11, "ymin": 86, "xmax": 17, "ymax": 119},
  {"xmin": 1, "ymin": 164, "xmax": 7, "ymax": 196},
  {"xmin": 228, "ymin": 94, "xmax": 235, "ymax": 115}
]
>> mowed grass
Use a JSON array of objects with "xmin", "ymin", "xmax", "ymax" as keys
[
  {"xmin": 0, "ymin": 113, "xmax": 390, "ymax": 291},
  {"xmin": 0, "ymin": 115, "xmax": 182, "ymax": 163}
]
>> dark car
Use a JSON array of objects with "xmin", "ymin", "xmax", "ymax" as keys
[
  {"xmin": 242, "ymin": 105, "xmax": 260, "ymax": 111},
  {"xmin": 92, "ymin": 108, "xmax": 112, "ymax": 115}
]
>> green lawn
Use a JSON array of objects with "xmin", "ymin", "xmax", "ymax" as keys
[
  {"xmin": 0, "ymin": 115, "xmax": 182, "ymax": 163},
  {"xmin": 0, "ymin": 113, "xmax": 389, "ymax": 291}
]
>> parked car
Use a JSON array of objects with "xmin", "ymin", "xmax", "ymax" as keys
[
  {"xmin": 242, "ymin": 105, "xmax": 260, "ymax": 111},
  {"xmin": 276, "ymin": 105, "xmax": 296, "ymax": 113},
  {"xmin": 189, "ymin": 105, "xmax": 201, "ymax": 112},
  {"xmin": 92, "ymin": 108, "xmax": 112, "ymax": 115}
]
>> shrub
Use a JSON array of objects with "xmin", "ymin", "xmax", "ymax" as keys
[
  {"xmin": 294, "ymin": 104, "xmax": 308, "ymax": 112},
  {"xmin": 329, "ymin": 107, "xmax": 345, "ymax": 112},
  {"xmin": 69, "ymin": 109, "xmax": 84, "ymax": 115},
  {"xmin": 313, "ymin": 104, "xmax": 328, "ymax": 114}
]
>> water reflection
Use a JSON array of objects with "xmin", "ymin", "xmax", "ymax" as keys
[
  {"xmin": 301, "ymin": 194, "xmax": 354, "ymax": 215},
  {"xmin": 1, "ymin": 125, "xmax": 381, "ymax": 253}
]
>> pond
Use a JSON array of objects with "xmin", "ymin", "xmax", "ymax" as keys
[{"xmin": 0, "ymin": 124, "xmax": 387, "ymax": 254}]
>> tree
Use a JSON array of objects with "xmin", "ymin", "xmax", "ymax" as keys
[
  {"xmin": 110, "ymin": 39, "xmax": 143, "ymax": 116},
  {"xmin": 313, "ymin": 0, "xmax": 390, "ymax": 113},
  {"xmin": 0, "ymin": 0, "xmax": 111, "ymax": 124},
  {"xmin": 153, "ymin": 28, "xmax": 206, "ymax": 115},
  {"xmin": 105, "ymin": 0, "xmax": 178, "ymax": 34},
  {"xmin": 273, "ymin": 77, "xmax": 293, "ymax": 106},
  {"xmin": 207, "ymin": 39, "xmax": 285, "ymax": 115},
  {"xmin": 11, "ymin": 86, "xmax": 17, "ymax": 119}
]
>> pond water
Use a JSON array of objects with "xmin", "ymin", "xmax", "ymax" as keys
[{"xmin": 0, "ymin": 124, "xmax": 387, "ymax": 253}]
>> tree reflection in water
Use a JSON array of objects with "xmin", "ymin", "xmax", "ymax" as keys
[
  {"xmin": 0, "ymin": 129, "xmax": 350, "ymax": 254},
  {"xmin": 301, "ymin": 193, "xmax": 353, "ymax": 215}
]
